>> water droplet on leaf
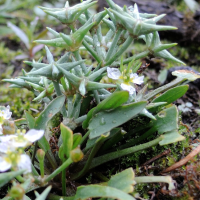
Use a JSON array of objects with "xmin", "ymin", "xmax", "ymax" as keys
[{"xmin": 100, "ymin": 117, "xmax": 106, "ymax": 125}]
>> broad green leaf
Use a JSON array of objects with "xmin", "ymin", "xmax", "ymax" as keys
[
  {"xmin": 159, "ymin": 129, "xmax": 185, "ymax": 145},
  {"xmin": 89, "ymin": 101, "xmax": 147, "ymax": 139},
  {"xmin": 74, "ymin": 185, "xmax": 135, "ymax": 200},
  {"xmin": 25, "ymin": 111, "xmax": 35, "ymax": 129},
  {"xmin": 82, "ymin": 91, "xmax": 129, "ymax": 129},
  {"xmin": 152, "ymin": 105, "xmax": 178, "ymax": 134},
  {"xmin": 119, "ymin": 105, "xmax": 180, "ymax": 150},
  {"xmin": 0, "ymin": 170, "xmax": 24, "ymax": 187},
  {"xmin": 60, "ymin": 123, "xmax": 73, "ymax": 159},
  {"xmin": 152, "ymin": 85, "xmax": 189, "ymax": 105},
  {"xmin": 108, "ymin": 168, "xmax": 136, "ymax": 193},
  {"xmin": 93, "ymin": 90, "xmax": 129, "ymax": 115},
  {"xmin": 35, "ymin": 95, "xmax": 65, "ymax": 152}
]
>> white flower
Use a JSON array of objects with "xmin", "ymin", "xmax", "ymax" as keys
[
  {"xmin": 0, "ymin": 105, "xmax": 12, "ymax": 120},
  {"xmin": 0, "ymin": 129, "xmax": 44, "ymax": 149},
  {"xmin": 0, "ymin": 151, "xmax": 31, "ymax": 173},
  {"xmin": 0, "ymin": 105, "xmax": 12, "ymax": 134},
  {"xmin": 107, "ymin": 67, "xmax": 144, "ymax": 95}
]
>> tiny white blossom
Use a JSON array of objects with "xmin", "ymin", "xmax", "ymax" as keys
[
  {"xmin": 0, "ymin": 129, "xmax": 44, "ymax": 148},
  {"xmin": 0, "ymin": 105, "xmax": 12, "ymax": 134},
  {"xmin": 0, "ymin": 151, "xmax": 31, "ymax": 173},
  {"xmin": 0, "ymin": 105, "xmax": 12, "ymax": 120},
  {"xmin": 107, "ymin": 67, "xmax": 144, "ymax": 95}
]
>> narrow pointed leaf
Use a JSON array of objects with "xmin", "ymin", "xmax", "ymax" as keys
[
  {"xmin": 35, "ymin": 95, "xmax": 65, "ymax": 152},
  {"xmin": 25, "ymin": 111, "xmax": 35, "ymax": 129},
  {"xmin": 152, "ymin": 85, "xmax": 189, "ymax": 105},
  {"xmin": 60, "ymin": 123, "xmax": 73, "ymax": 159},
  {"xmin": 0, "ymin": 170, "xmax": 24, "ymax": 187},
  {"xmin": 7, "ymin": 22, "xmax": 29, "ymax": 49}
]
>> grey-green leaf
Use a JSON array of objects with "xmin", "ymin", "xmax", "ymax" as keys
[
  {"xmin": 89, "ymin": 101, "xmax": 147, "ymax": 139},
  {"xmin": 74, "ymin": 185, "xmax": 136, "ymax": 200},
  {"xmin": 108, "ymin": 168, "xmax": 136, "ymax": 193}
]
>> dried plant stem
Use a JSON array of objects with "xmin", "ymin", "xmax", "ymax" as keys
[{"xmin": 162, "ymin": 144, "xmax": 200, "ymax": 173}]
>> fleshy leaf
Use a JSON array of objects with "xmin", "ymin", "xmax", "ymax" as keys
[
  {"xmin": 172, "ymin": 70, "xmax": 200, "ymax": 81},
  {"xmin": 159, "ymin": 129, "xmax": 185, "ymax": 145},
  {"xmin": 74, "ymin": 185, "xmax": 135, "ymax": 200},
  {"xmin": 108, "ymin": 168, "xmax": 136, "ymax": 193},
  {"xmin": 89, "ymin": 101, "xmax": 147, "ymax": 139}
]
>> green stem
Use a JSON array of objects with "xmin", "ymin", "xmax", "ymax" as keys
[
  {"xmin": 93, "ymin": 90, "xmax": 100, "ymax": 104},
  {"xmin": 73, "ymin": 50, "xmax": 87, "ymax": 74},
  {"xmin": 47, "ymin": 194, "xmax": 74, "ymax": 200},
  {"xmin": 89, "ymin": 136, "xmax": 163, "ymax": 170},
  {"xmin": 15, "ymin": 175, "xmax": 25, "ymax": 183},
  {"xmin": 118, "ymin": 126, "xmax": 157, "ymax": 150},
  {"xmin": 46, "ymin": 150, "xmax": 58, "ymax": 170},
  {"xmin": 53, "ymin": 81, "xmax": 68, "ymax": 118},
  {"xmin": 67, "ymin": 95, "xmax": 74, "ymax": 118},
  {"xmin": 71, "ymin": 135, "xmax": 107, "ymax": 180},
  {"xmin": 100, "ymin": 128, "xmax": 123, "ymax": 153},
  {"xmin": 74, "ymin": 115, "xmax": 87, "ymax": 125},
  {"xmin": 144, "ymin": 77, "xmax": 186, "ymax": 100},
  {"xmin": 71, "ymin": 93, "xmax": 82, "ymax": 119},
  {"xmin": 80, "ymin": 131, "xmax": 90, "ymax": 146},
  {"xmin": 45, "ymin": 157, "xmax": 73, "ymax": 183},
  {"xmin": 93, "ymin": 34, "xmax": 104, "ymax": 60},
  {"xmin": 111, "ymin": 50, "xmax": 149, "ymax": 66},
  {"xmin": 31, "ymin": 163, "xmax": 39, "ymax": 176},
  {"xmin": 62, "ymin": 161, "xmax": 66, "ymax": 196},
  {"xmin": 105, "ymin": 36, "xmax": 133, "ymax": 66},
  {"xmin": 39, "ymin": 159, "xmax": 44, "ymax": 178},
  {"xmin": 31, "ymin": 141, "xmax": 38, "ymax": 164}
]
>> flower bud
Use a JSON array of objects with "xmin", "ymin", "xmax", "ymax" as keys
[
  {"xmin": 70, "ymin": 146, "xmax": 84, "ymax": 162},
  {"xmin": 2, "ymin": 119, "xmax": 15, "ymax": 135},
  {"xmin": 37, "ymin": 149, "xmax": 45, "ymax": 162},
  {"xmin": 9, "ymin": 184, "xmax": 25, "ymax": 200}
]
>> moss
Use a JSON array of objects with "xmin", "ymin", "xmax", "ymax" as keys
[{"xmin": 0, "ymin": 85, "xmax": 41, "ymax": 119}]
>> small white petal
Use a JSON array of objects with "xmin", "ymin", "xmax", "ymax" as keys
[
  {"xmin": 107, "ymin": 67, "xmax": 121, "ymax": 80},
  {"xmin": 0, "ymin": 142, "xmax": 11, "ymax": 153},
  {"xmin": 12, "ymin": 141, "xmax": 30, "ymax": 148},
  {"xmin": 0, "ymin": 135, "xmax": 16, "ymax": 143},
  {"xmin": 5, "ymin": 106, "xmax": 12, "ymax": 119},
  {"xmin": 0, "ymin": 157, "xmax": 11, "ymax": 172},
  {"xmin": 18, "ymin": 154, "xmax": 32, "ymax": 173},
  {"xmin": 121, "ymin": 83, "xmax": 136, "ymax": 95},
  {"xmin": 24, "ymin": 129, "xmax": 44, "ymax": 143},
  {"xmin": 0, "ymin": 125, "xmax": 2, "ymax": 134},
  {"xmin": 133, "ymin": 75, "xmax": 144, "ymax": 85}
]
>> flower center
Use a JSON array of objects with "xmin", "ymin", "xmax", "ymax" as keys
[
  {"xmin": 120, "ymin": 69, "xmax": 134, "ymax": 84},
  {"xmin": 4, "ymin": 151, "xmax": 20, "ymax": 166}
]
